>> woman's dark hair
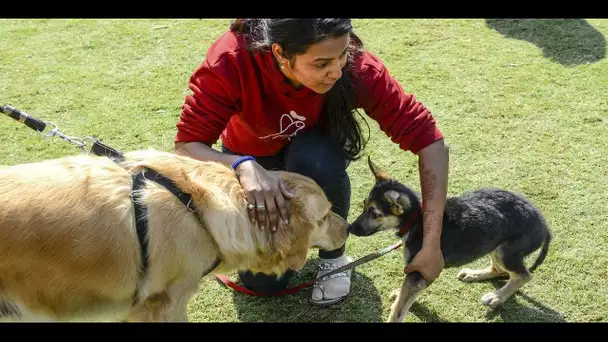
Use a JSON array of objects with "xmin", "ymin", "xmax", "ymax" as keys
[{"xmin": 230, "ymin": 18, "xmax": 370, "ymax": 161}]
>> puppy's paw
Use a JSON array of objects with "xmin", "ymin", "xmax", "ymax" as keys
[
  {"xmin": 389, "ymin": 289, "xmax": 400, "ymax": 301},
  {"xmin": 457, "ymin": 268, "xmax": 480, "ymax": 282},
  {"xmin": 387, "ymin": 303, "xmax": 405, "ymax": 323},
  {"xmin": 481, "ymin": 291, "xmax": 505, "ymax": 309}
]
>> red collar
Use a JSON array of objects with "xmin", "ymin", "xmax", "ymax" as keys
[{"xmin": 396, "ymin": 207, "xmax": 422, "ymax": 238}]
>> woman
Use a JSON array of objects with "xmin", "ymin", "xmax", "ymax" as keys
[{"xmin": 174, "ymin": 19, "xmax": 449, "ymax": 307}]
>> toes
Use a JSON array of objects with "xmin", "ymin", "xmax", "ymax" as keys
[
  {"xmin": 312, "ymin": 286, "xmax": 324, "ymax": 301},
  {"xmin": 481, "ymin": 292, "xmax": 503, "ymax": 309},
  {"xmin": 457, "ymin": 269, "xmax": 476, "ymax": 282}
]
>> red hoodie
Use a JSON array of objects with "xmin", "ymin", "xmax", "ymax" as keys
[{"xmin": 176, "ymin": 30, "xmax": 444, "ymax": 157}]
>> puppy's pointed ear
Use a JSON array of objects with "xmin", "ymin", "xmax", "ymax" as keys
[
  {"xmin": 384, "ymin": 190, "xmax": 411, "ymax": 216},
  {"xmin": 368, "ymin": 156, "xmax": 393, "ymax": 182}
]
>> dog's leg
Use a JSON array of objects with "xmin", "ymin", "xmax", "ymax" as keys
[
  {"xmin": 126, "ymin": 291, "xmax": 172, "ymax": 322},
  {"xmin": 480, "ymin": 249, "xmax": 532, "ymax": 309},
  {"xmin": 457, "ymin": 251, "xmax": 507, "ymax": 282},
  {"xmin": 163, "ymin": 299, "xmax": 189, "ymax": 322},
  {"xmin": 388, "ymin": 244, "xmax": 412, "ymax": 315},
  {"xmin": 387, "ymin": 271, "xmax": 428, "ymax": 323},
  {"xmin": 163, "ymin": 277, "xmax": 201, "ymax": 322},
  {"xmin": 0, "ymin": 299, "xmax": 56, "ymax": 322},
  {"xmin": 481, "ymin": 271, "xmax": 531, "ymax": 309}
]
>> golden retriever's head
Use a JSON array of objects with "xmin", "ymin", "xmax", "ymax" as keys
[{"xmin": 249, "ymin": 170, "xmax": 349, "ymax": 275}]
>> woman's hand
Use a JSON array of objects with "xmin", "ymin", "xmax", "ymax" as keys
[
  {"xmin": 404, "ymin": 245, "xmax": 444, "ymax": 282},
  {"xmin": 236, "ymin": 160, "xmax": 296, "ymax": 232}
]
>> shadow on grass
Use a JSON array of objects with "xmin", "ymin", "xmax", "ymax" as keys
[
  {"xmin": 483, "ymin": 278, "xmax": 567, "ymax": 322},
  {"xmin": 405, "ymin": 277, "xmax": 566, "ymax": 323},
  {"xmin": 485, "ymin": 19, "xmax": 606, "ymax": 66},
  {"xmin": 409, "ymin": 302, "xmax": 450, "ymax": 323},
  {"xmin": 227, "ymin": 258, "xmax": 384, "ymax": 322}
]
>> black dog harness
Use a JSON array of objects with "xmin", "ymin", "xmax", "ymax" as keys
[
  {"xmin": 130, "ymin": 168, "xmax": 221, "ymax": 303},
  {"xmin": 88, "ymin": 145, "xmax": 221, "ymax": 304}
]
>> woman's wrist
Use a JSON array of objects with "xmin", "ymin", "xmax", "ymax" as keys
[{"xmin": 231, "ymin": 155, "xmax": 256, "ymax": 171}]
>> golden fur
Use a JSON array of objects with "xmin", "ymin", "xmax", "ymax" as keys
[{"xmin": 0, "ymin": 149, "xmax": 348, "ymax": 322}]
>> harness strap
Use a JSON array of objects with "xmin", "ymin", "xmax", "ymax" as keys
[
  {"xmin": 130, "ymin": 167, "xmax": 200, "ymax": 278},
  {"xmin": 130, "ymin": 167, "xmax": 220, "ymax": 303},
  {"xmin": 132, "ymin": 172, "xmax": 151, "ymax": 277},
  {"xmin": 91, "ymin": 139, "xmax": 125, "ymax": 163},
  {"xmin": 135, "ymin": 169, "xmax": 197, "ymax": 213}
]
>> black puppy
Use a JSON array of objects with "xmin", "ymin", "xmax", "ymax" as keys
[{"xmin": 349, "ymin": 157, "xmax": 552, "ymax": 322}]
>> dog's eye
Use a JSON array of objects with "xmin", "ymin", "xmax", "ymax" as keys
[{"xmin": 368, "ymin": 207, "xmax": 379, "ymax": 219}]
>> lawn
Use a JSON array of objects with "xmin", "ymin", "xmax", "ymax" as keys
[{"xmin": 1, "ymin": 18, "xmax": 606, "ymax": 322}]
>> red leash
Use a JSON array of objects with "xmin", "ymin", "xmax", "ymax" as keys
[{"xmin": 215, "ymin": 274, "xmax": 315, "ymax": 297}]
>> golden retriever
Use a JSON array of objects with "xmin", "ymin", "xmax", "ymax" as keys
[{"xmin": 0, "ymin": 149, "xmax": 348, "ymax": 322}]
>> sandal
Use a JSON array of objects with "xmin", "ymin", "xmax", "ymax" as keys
[{"xmin": 310, "ymin": 256, "xmax": 354, "ymax": 307}]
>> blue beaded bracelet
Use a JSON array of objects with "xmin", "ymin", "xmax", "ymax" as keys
[{"xmin": 231, "ymin": 155, "xmax": 256, "ymax": 171}]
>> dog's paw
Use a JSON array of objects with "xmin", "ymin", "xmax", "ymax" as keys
[
  {"xmin": 387, "ymin": 304, "xmax": 405, "ymax": 323},
  {"xmin": 389, "ymin": 289, "xmax": 400, "ymax": 301},
  {"xmin": 481, "ymin": 291, "xmax": 505, "ymax": 309},
  {"xmin": 457, "ymin": 269, "xmax": 480, "ymax": 282}
]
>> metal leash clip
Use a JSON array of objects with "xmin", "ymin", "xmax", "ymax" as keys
[{"xmin": 2, "ymin": 104, "xmax": 122, "ymax": 159}]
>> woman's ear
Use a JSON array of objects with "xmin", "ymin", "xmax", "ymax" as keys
[{"xmin": 271, "ymin": 43, "xmax": 286, "ymax": 64}]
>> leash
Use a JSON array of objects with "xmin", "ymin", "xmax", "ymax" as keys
[
  {"xmin": 215, "ymin": 207, "xmax": 422, "ymax": 297},
  {"xmin": 2, "ymin": 103, "xmax": 417, "ymax": 298},
  {"xmin": 215, "ymin": 239, "xmax": 404, "ymax": 297},
  {"xmin": 1, "ymin": 104, "xmax": 124, "ymax": 161}
]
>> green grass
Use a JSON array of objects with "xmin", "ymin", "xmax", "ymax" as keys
[{"xmin": 1, "ymin": 18, "xmax": 607, "ymax": 322}]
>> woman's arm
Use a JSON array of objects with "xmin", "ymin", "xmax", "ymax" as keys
[
  {"xmin": 174, "ymin": 141, "xmax": 239, "ymax": 166},
  {"xmin": 353, "ymin": 51, "xmax": 449, "ymax": 281},
  {"xmin": 403, "ymin": 138, "xmax": 449, "ymax": 282}
]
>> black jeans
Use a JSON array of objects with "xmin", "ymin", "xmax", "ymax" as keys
[{"xmin": 222, "ymin": 128, "xmax": 351, "ymax": 293}]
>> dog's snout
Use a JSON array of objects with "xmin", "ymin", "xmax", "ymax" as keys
[{"xmin": 348, "ymin": 222, "xmax": 363, "ymax": 236}]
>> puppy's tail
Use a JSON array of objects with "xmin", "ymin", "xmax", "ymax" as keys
[{"xmin": 529, "ymin": 233, "xmax": 552, "ymax": 273}]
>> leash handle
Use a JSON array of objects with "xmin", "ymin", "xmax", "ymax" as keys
[
  {"xmin": 89, "ymin": 138, "xmax": 125, "ymax": 162},
  {"xmin": 1, "ymin": 105, "xmax": 47, "ymax": 133}
]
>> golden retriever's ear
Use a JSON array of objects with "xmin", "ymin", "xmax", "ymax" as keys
[
  {"xmin": 384, "ymin": 190, "xmax": 410, "ymax": 216},
  {"xmin": 285, "ymin": 243, "xmax": 309, "ymax": 271},
  {"xmin": 270, "ymin": 219, "xmax": 311, "ymax": 272},
  {"xmin": 368, "ymin": 156, "xmax": 393, "ymax": 182}
]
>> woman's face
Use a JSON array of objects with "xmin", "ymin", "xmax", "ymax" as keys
[{"xmin": 272, "ymin": 33, "xmax": 351, "ymax": 94}]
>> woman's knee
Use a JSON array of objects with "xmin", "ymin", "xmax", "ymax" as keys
[{"xmin": 238, "ymin": 270, "xmax": 295, "ymax": 294}]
